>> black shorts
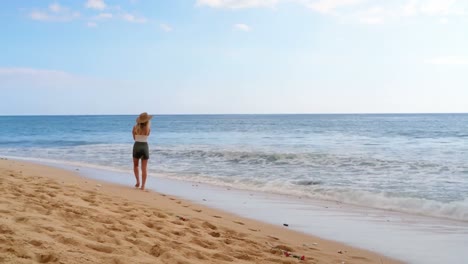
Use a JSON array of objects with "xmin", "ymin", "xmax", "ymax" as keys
[{"xmin": 133, "ymin": 142, "xmax": 149, "ymax": 160}]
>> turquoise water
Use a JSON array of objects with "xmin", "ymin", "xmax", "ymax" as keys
[{"xmin": 1, "ymin": 114, "xmax": 467, "ymax": 221}]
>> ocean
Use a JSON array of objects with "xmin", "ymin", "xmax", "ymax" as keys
[{"xmin": 1, "ymin": 114, "xmax": 467, "ymax": 222}]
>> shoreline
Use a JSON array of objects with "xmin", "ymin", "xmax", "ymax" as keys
[
  {"xmin": 0, "ymin": 158, "xmax": 402, "ymax": 264},
  {"xmin": 7, "ymin": 155, "xmax": 467, "ymax": 224}
]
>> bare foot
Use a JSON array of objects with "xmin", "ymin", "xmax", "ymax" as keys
[
  {"xmin": 140, "ymin": 186, "xmax": 145, "ymax": 191},
  {"xmin": 135, "ymin": 183, "xmax": 140, "ymax": 188}
]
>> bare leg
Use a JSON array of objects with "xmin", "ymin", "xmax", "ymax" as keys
[
  {"xmin": 141, "ymin": 159, "xmax": 148, "ymax": 190},
  {"xmin": 133, "ymin": 158, "xmax": 140, "ymax": 188}
]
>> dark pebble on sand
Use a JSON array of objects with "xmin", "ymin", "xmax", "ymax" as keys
[{"xmin": 283, "ymin": 223, "xmax": 289, "ymax": 227}]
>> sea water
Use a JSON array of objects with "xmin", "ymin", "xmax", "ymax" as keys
[{"xmin": 1, "ymin": 114, "xmax": 467, "ymax": 222}]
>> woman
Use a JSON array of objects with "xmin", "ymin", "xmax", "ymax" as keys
[{"xmin": 132, "ymin": 112, "xmax": 152, "ymax": 190}]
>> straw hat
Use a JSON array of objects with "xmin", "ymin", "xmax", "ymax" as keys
[{"xmin": 136, "ymin": 112, "xmax": 153, "ymax": 124}]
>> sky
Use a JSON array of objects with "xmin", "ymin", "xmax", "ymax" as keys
[{"xmin": 1, "ymin": 0, "xmax": 467, "ymax": 115}]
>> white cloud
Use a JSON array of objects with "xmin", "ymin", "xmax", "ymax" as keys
[
  {"xmin": 159, "ymin": 23, "xmax": 173, "ymax": 32},
  {"xmin": 122, "ymin": 13, "xmax": 147, "ymax": 23},
  {"xmin": 96, "ymin": 12, "xmax": 113, "ymax": 19},
  {"xmin": 196, "ymin": 0, "xmax": 467, "ymax": 25},
  {"xmin": 354, "ymin": 6, "xmax": 385, "ymax": 24},
  {"xmin": 304, "ymin": 0, "xmax": 366, "ymax": 14},
  {"xmin": 196, "ymin": 0, "xmax": 279, "ymax": 9},
  {"xmin": 85, "ymin": 0, "xmax": 107, "ymax": 10},
  {"xmin": 0, "ymin": 67, "xmax": 87, "ymax": 91},
  {"xmin": 87, "ymin": 21, "xmax": 98, "ymax": 27},
  {"xmin": 401, "ymin": 0, "xmax": 419, "ymax": 16},
  {"xmin": 196, "ymin": 0, "xmax": 366, "ymax": 11},
  {"xmin": 234, "ymin": 23, "xmax": 251, "ymax": 31},
  {"xmin": 0, "ymin": 68, "xmax": 60, "ymax": 75},
  {"xmin": 49, "ymin": 3, "xmax": 64, "ymax": 13},
  {"xmin": 395, "ymin": 0, "xmax": 466, "ymax": 17},
  {"xmin": 424, "ymin": 56, "xmax": 468, "ymax": 65},
  {"xmin": 420, "ymin": 0, "xmax": 464, "ymax": 16},
  {"xmin": 29, "ymin": 5, "xmax": 80, "ymax": 22},
  {"xmin": 30, "ymin": 11, "xmax": 50, "ymax": 21}
]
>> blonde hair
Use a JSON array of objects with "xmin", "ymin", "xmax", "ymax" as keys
[{"xmin": 135, "ymin": 121, "xmax": 151, "ymax": 135}]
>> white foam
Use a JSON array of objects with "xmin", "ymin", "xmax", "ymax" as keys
[{"xmin": 3, "ymin": 151, "xmax": 468, "ymax": 222}]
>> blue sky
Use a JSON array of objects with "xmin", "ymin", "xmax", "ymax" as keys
[{"xmin": 1, "ymin": 0, "xmax": 467, "ymax": 115}]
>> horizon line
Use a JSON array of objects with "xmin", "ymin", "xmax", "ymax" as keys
[{"xmin": 1, "ymin": 112, "xmax": 467, "ymax": 117}]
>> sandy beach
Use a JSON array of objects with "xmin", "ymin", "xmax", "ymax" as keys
[{"xmin": 0, "ymin": 158, "xmax": 401, "ymax": 264}]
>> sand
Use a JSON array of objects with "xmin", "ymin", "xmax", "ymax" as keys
[{"xmin": 0, "ymin": 158, "xmax": 402, "ymax": 264}]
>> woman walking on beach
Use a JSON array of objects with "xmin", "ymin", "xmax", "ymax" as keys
[{"xmin": 132, "ymin": 112, "xmax": 152, "ymax": 190}]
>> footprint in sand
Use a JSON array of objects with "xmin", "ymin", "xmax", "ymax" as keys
[
  {"xmin": 233, "ymin": 221, "xmax": 245, "ymax": 225},
  {"xmin": 36, "ymin": 253, "xmax": 58, "ymax": 263},
  {"xmin": 0, "ymin": 224, "xmax": 14, "ymax": 235},
  {"xmin": 29, "ymin": 240, "xmax": 44, "ymax": 247},
  {"xmin": 193, "ymin": 209, "xmax": 202, "ymax": 213},
  {"xmin": 351, "ymin": 255, "xmax": 370, "ymax": 261},
  {"xmin": 234, "ymin": 253, "xmax": 255, "ymax": 261},
  {"xmin": 202, "ymin": 221, "xmax": 217, "ymax": 230},
  {"xmin": 149, "ymin": 244, "xmax": 166, "ymax": 257},
  {"xmin": 171, "ymin": 230, "xmax": 185, "ymax": 237},
  {"xmin": 171, "ymin": 220, "xmax": 185, "ymax": 226},
  {"xmin": 155, "ymin": 212, "xmax": 168, "ymax": 219},
  {"xmin": 212, "ymin": 215, "xmax": 222, "ymax": 218},
  {"xmin": 209, "ymin": 232, "xmax": 221, "ymax": 238},
  {"xmin": 274, "ymin": 245, "xmax": 293, "ymax": 252},
  {"xmin": 188, "ymin": 223, "xmax": 199, "ymax": 229},
  {"xmin": 223, "ymin": 238, "xmax": 233, "ymax": 245},
  {"xmin": 185, "ymin": 250, "xmax": 207, "ymax": 261},
  {"xmin": 192, "ymin": 238, "xmax": 217, "ymax": 250},
  {"xmin": 41, "ymin": 226, "xmax": 56, "ymax": 232},
  {"xmin": 86, "ymin": 243, "xmax": 114, "ymax": 253},
  {"xmin": 212, "ymin": 253, "xmax": 234, "ymax": 262},
  {"xmin": 54, "ymin": 235, "xmax": 79, "ymax": 246},
  {"xmin": 14, "ymin": 216, "xmax": 29, "ymax": 223}
]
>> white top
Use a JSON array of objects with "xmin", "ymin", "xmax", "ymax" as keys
[{"xmin": 134, "ymin": 135, "xmax": 148, "ymax": 142}]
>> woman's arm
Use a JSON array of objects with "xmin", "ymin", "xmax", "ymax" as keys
[
  {"xmin": 146, "ymin": 123, "xmax": 151, "ymax": 136},
  {"xmin": 132, "ymin": 126, "xmax": 136, "ymax": 140}
]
